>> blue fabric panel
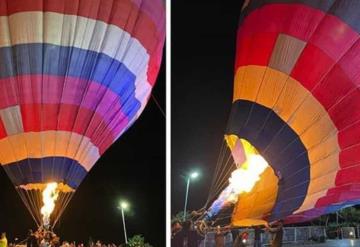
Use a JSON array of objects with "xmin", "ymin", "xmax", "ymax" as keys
[
  {"xmin": 3, "ymin": 157, "xmax": 88, "ymax": 189},
  {"xmin": 226, "ymin": 100, "xmax": 310, "ymax": 221},
  {"xmin": 0, "ymin": 43, "xmax": 140, "ymax": 119}
]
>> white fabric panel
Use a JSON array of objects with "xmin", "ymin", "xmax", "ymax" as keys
[
  {"xmin": 0, "ymin": 105, "xmax": 24, "ymax": 135},
  {"xmin": 1, "ymin": 11, "xmax": 150, "ymax": 78}
]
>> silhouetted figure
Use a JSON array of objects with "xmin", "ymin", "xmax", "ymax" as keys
[
  {"xmin": 171, "ymin": 221, "xmax": 184, "ymax": 247},
  {"xmin": 27, "ymin": 230, "xmax": 39, "ymax": 247},
  {"xmin": 254, "ymin": 226, "xmax": 264, "ymax": 247},
  {"xmin": 266, "ymin": 221, "xmax": 284, "ymax": 247}
]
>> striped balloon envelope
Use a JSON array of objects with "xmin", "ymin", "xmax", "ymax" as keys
[
  {"xmin": 224, "ymin": 0, "xmax": 360, "ymax": 226},
  {"xmin": 0, "ymin": 0, "xmax": 165, "ymax": 227}
]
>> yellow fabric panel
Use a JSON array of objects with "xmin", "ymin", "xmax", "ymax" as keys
[
  {"xmin": 234, "ymin": 66, "xmax": 309, "ymax": 122},
  {"xmin": 307, "ymin": 170, "xmax": 337, "ymax": 195},
  {"xmin": 5, "ymin": 135, "xmax": 27, "ymax": 163},
  {"xmin": 274, "ymin": 76, "xmax": 309, "ymax": 121},
  {"xmin": 289, "ymin": 96, "xmax": 325, "ymax": 135},
  {"xmin": 231, "ymin": 167, "xmax": 278, "ymax": 226},
  {"xmin": 310, "ymin": 153, "xmax": 338, "ymax": 181},
  {"xmin": 0, "ymin": 131, "xmax": 100, "ymax": 171},
  {"xmin": 301, "ymin": 115, "xmax": 338, "ymax": 150},
  {"xmin": 294, "ymin": 191, "xmax": 327, "ymax": 213},
  {"xmin": 308, "ymin": 134, "xmax": 338, "ymax": 164},
  {"xmin": 232, "ymin": 219, "xmax": 268, "ymax": 227},
  {"xmin": 295, "ymin": 171, "xmax": 337, "ymax": 213},
  {"xmin": 18, "ymin": 182, "xmax": 75, "ymax": 193},
  {"xmin": 269, "ymin": 34, "xmax": 306, "ymax": 74},
  {"xmin": 256, "ymin": 68, "xmax": 288, "ymax": 108},
  {"xmin": 233, "ymin": 65, "xmax": 266, "ymax": 102},
  {"xmin": 225, "ymin": 134, "xmax": 238, "ymax": 150}
]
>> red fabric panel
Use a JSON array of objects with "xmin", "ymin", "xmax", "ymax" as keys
[
  {"xmin": 0, "ymin": 118, "xmax": 7, "ymax": 139},
  {"xmin": 291, "ymin": 44, "xmax": 335, "ymax": 90},
  {"xmin": 312, "ymin": 64, "xmax": 355, "ymax": 110},
  {"xmin": 338, "ymin": 121, "xmax": 360, "ymax": 149},
  {"xmin": 316, "ymin": 184, "xmax": 360, "ymax": 207},
  {"xmin": 41, "ymin": 104, "xmax": 58, "ymax": 130},
  {"xmin": 20, "ymin": 103, "xmax": 123, "ymax": 153},
  {"xmin": 329, "ymin": 88, "xmax": 360, "ymax": 130},
  {"xmin": 336, "ymin": 166, "xmax": 360, "ymax": 185},
  {"xmin": 57, "ymin": 104, "xmax": 79, "ymax": 131},
  {"xmin": 338, "ymin": 40, "xmax": 360, "ymax": 85},
  {"xmin": 308, "ymin": 15, "xmax": 358, "ymax": 62},
  {"xmin": 286, "ymin": 208, "xmax": 326, "ymax": 224},
  {"xmin": 235, "ymin": 32, "xmax": 278, "ymax": 69},
  {"xmin": 94, "ymin": 111, "xmax": 128, "ymax": 154},
  {"xmin": 0, "ymin": 77, "xmax": 18, "ymax": 108},
  {"xmin": 17, "ymin": 75, "xmax": 42, "ymax": 104},
  {"xmin": 339, "ymin": 144, "xmax": 360, "ymax": 169},
  {"xmin": 147, "ymin": 44, "xmax": 164, "ymax": 86},
  {"xmin": 0, "ymin": 0, "xmax": 164, "ymax": 55},
  {"xmin": 20, "ymin": 104, "xmax": 41, "ymax": 132},
  {"xmin": 239, "ymin": 4, "xmax": 324, "ymax": 41}
]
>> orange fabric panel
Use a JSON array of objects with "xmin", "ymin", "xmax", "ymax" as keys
[
  {"xmin": 0, "ymin": 131, "xmax": 99, "ymax": 171},
  {"xmin": 231, "ymin": 167, "xmax": 278, "ymax": 227}
]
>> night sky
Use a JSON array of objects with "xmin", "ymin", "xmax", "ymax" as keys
[
  {"xmin": 0, "ymin": 56, "xmax": 165, "ymax": 245},
  {"xmin": 171, "ymin": 1, "xmax": 244, "ymax": 216}
]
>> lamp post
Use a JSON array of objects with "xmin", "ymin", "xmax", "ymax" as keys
[
  {"xmin": 118, "ymin": 201, "xmax": 129, "ymax": 244},
  {"xmin": 183, "ymin": 171, "xmax": 199, "ymax": 220}
]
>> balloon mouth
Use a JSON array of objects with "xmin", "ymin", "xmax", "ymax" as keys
[
  {"xmin": 206, "ymin": 137, "xmax": 270, "ymax": 219},
  {"xmin": 226, "ymin": 138, "xmax": 269, "ymax": 203},
  {"xmin": 40, "ymin": 182, "xmax": 60, "ymax": 228},
  {"xmin": 18, "ymin": 183, "xmax": 75, "ymax": 193}
]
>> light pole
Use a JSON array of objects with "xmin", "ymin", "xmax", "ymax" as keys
[
  {"xmin": 183, "ymin": 171, "xmax": 199, "ymax": 220},
  {"xmin": 119, "ymin": 201, "xmax": 129, "ymax": 244}
]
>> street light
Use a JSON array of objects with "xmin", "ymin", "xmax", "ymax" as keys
[
  {"xmin": 118, "ymin": 200, "xmax": 130, "ymax": 244},
  {"xmin": 183, "ymin": 171, "xmax": 200, "ymax": 220}
]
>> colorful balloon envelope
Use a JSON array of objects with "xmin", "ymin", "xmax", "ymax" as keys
[
  {"xmin": 0, "ymin": 0, "xmax": 165, "ymax": 227},
  {"xmin": 224, "ymin": 0, "xmax": 360, "ymax": 226}
]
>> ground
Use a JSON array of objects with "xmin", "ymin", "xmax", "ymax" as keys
[{"xmin": 283, "ymin": 239, "xmax": 360, "ymax": 246}]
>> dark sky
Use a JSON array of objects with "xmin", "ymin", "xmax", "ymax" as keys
[
  {"xmin": 0, "ymin": 56, "xmax": 165, "ymax": 245},
  {"xmin": 171, "ymin": 1, "xmax": 244, "ymax": 215}
]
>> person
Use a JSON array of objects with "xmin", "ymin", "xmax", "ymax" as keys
[
  {"xmin": 171, "ymin": 221, "xmax": 185, "ymax": 247},
  {"xmin": 0, "ymin": 233, "xmax": 7, "ymax": 247},
  {"xmin": 27, "ymin": 230, "xmax": 39, "ymax": 247},
  {"xmin": 254, "ymin": 226, "xmax": 264, "ymax": 247},
  {"xmin": 188, "ymin": 226, "xmax": 203, "ymax": 247},
  {"xmin": 232, "ymin": 231, "xmax": 247, "ymax": 247},
  {"xmin": 171, "ymin": 220, "xmax": 182, "ymax": 238},
  {"xmin": 265, "ymin": 221, "xmax": 284, "ymax": 247},
  {"xmin": 214, "ymin": 225, "xmax": 231, "ymax": 247}
]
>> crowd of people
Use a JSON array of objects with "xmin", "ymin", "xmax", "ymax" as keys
[
  {"xmin": 171, "ymin": 219, "xmax": 284, "ymax": 247},
  {"xmin": 0, "ymin": 230, "xmax": 121, "ymax": 247}
]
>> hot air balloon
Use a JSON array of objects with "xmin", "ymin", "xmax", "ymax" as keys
[
  {"xmin": 206, "ymin": 0, "xmax": 360, "ymax": 227},
  {"xmin": 0, "ymin": 0, "xmax": 165, "ymax": 228}
]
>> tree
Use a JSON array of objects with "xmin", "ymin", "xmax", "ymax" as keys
[
  {"xmin": 171, "ymin": 211, "xmax": 191, "ymax": 224},
  {"xmin": 126, "ymin": 235, "xmax": 153, "ymax": 247}
]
